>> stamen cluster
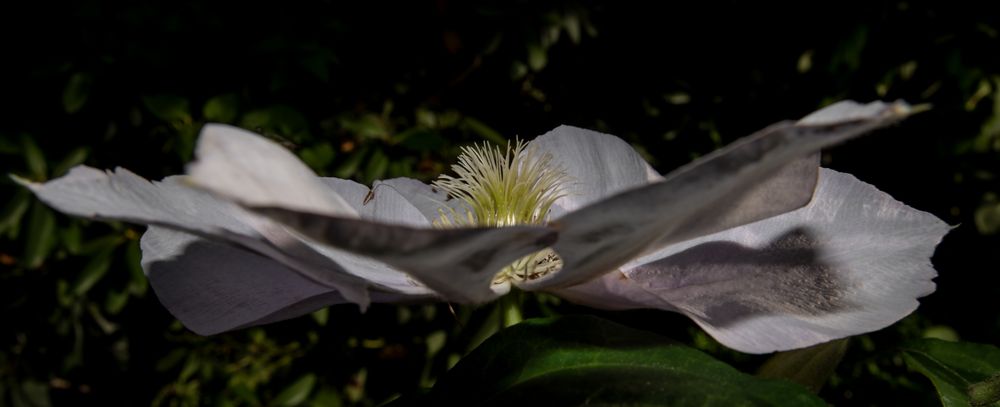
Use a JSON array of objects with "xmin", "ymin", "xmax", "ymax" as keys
[
  {"xmin": 433, "ymin": 140, "xmax": 567, "ymax": 227},
  {"xmin": 432, "ymin": 140, "xmax": 568, "ymax": 282}
]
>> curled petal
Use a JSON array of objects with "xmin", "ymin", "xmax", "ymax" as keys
[
  {"xmin": 551, "ymin": 270, "xmax": 672, "ymax": 311},
  {"xmin": 797, "ymin": 100, "xmax": 912, "ymax": 125},
  {"xmin": 527, "ymin": 125, "xmax": 660, "ymax": 217},
  {"xmin": 522, "ymin": 100, "xmax": 913, "ymax": 292},
  {"xmin": 252, "ymin": 206, "xmax": 556, "ymax": 303},
  {"xmin": 188, "ymin": 124, "xmax": 356, "ymax": 217},
  {"xmin": 320, "ymin": 176, "xmax": 471, "ymax": 227},
  {"xmin": 143, "ymin": 227, "xmax": 343, "ymax": 334},
  {"xmin": 15, "ymin": 166, "xmax": 371, "ymax": 306},
  {"xmin": 367, "ymin": 177, "xmax": 471, "ymax": 224},
  {"xmin": 183, "ymin": 124, "xmax": 557, "ymax": 302},
  {"xmin": 142, "ymin": 228, "xmax": 428, "ymax": 335},
  {"xmin": 574, "ymin": 169, "xmax": 949, "ymax": 353},
  {"xmin": 314, "ymin": 177, "xmax": 437, "ymax": 295},
  {"xmin": 322, "ymin": 177, "xmax": 425, "ymax": 225}
]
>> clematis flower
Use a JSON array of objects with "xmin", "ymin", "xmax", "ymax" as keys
[{"xmin": 17, "ymin": 100, "xmax": 949, "ymax": 353}]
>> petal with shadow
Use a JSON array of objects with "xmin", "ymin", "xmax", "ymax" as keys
[
  {"xmin": 16, "ymin": 166, "xmax": 372, "ymax": 305},
  {"xmin": 187, "ymin": 123, "xmax": 355, "ymax": 217},
  {"xmin": 142, "ymin": 227, "xmax": 342, "ymax": 335},
  {"xmin": 369, "ymin": 177, "xmax": 471, "ymax": 224},
  {"xmin": 522, "ymin": 101, "xmax": 913, "ymax": 292},
  {"xmin": 599, "ymin": 168, "xmax": 949, "ymax": 353},
  {"xmin": 143, "ymin": 227, "xmax": 432, "ymax": 334},
  {"xmin": 252, "ymin": 205, "xmax": 556, "ymax": 304},
  {"xmin": 527, "ymin": 125, "xmax": 659, "ymax": 218},
  {"xmin": 312, "ymin": 177, "xmax": 438, "ymax": 295}
]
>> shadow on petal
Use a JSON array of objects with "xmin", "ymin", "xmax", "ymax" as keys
[
  {"xmin": 631, "ymin": 228, "xmax": 854, "ymax": 328},
  {"xmin": 144, "ymin": 228, "xmax": 343, "ymax": 335},
  {"xmin": 527, "ymin": 101, "xmax": 911, "ymax": 291},
  {"xmin": 607, "ymin": 168, "xmax": 949, "ymax": 353}
]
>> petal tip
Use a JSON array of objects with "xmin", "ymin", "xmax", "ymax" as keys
[
  {"xmin": 797, "ymin": 99, "xmax": 913, "ymax": 126},
  {"xmin": 8, "ymin": 173, "xmax": 35, "ymax": 188}
]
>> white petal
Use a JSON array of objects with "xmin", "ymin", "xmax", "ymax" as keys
[
  {"xmin": 16, "ymin": 166, "xmax": 372, "ymax": 305},
  {"xmin": 188, "ymin": 130, "xmax": 551, "ymax": 302},
  {"xmin": 314, "ymin": 177, "xmax": 438, "ymax": 295},
  {"xmin": 187, "ymin": 124, "xmax": 356, "ymax": 217},
  {"xmin": 797, "ymin": 100, "xmax": 909, "ymax": 125},
  {"xmin": 142, "ymin": 227, "xmax": 437, "ymax": 334},
  {"xmin": 319, "ymin": 177, "xmax": 429, "ymax": 227},
  {"xmin": 185, "ymin": 124, "xmax": 461, "ymax": 298},
  {"xmin": 550, "ymin": 270, "xmax": 672, "ymax": 311},
  {"xmin": 612, "ymin": 169, "xmax": 949, "ymax": 353},
  {"xmin": 16, "ymin": 167, "xmax": 251, "ymax": 236},
  {"xmin": 522, "ymin": 100, "xmax": 913, "ymax": 292},
  {"xmin": 371, "ymin": 177, "xmax": 471, "ymax": 224},
  {"xmin": 251, "ymin": 206, "xmax": 556, "ymax": 303},
  {"xmin": 142, "ymin": 227, "xmax": 343, "ymax": 334},
  {"xmin": 528, "ymin": 125, "xmax": 659, "ymax": 217},
  {"xmin": 621, "ymin": 153, "xmax": 821, "ymax": 266},
  {"xmin": 188, "ymin": 125, "xmax": 480, "ymax": 300}
]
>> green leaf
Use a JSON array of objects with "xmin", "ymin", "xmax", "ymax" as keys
[
  {"xmin": 62, "ymin": 222, "xmax": 82, "ymax": 255},
  {"xmin": 272, "ymin": 374, "xmax": 317, "ymax": 407},
  {"xmin": 308, "ymin": 387, "xmax": 343, "ymax": 407},
  {"xmin": 527, "ymin": 42, "xmax": 547, "ymax": 71},
  {"xmin": 398, "ymin": 128, "xmax": 447, "ymax": 152},
  {"xmin": 0, "ymin": 189, "xmax": 30, "ymax": 238},
  {"xmin": 339, "ymin": 113, "xmax": 390, "ymax": 141},
  {"xmin": 311, "ymin": 307, "xmax": 329, "ymax": 326},
  {"xmin": 56, "ymin": 279, "xmax": 73, "ymax": 308},
  {"xmin": 19, "ymin": 380, "xmax": 51, "ymax": 407},
  {"xmin": 334, "ymin": 146, "xmax": 368, "ymax": 179},
  {"xmin": 240, "ymin": 105, "xmax": 310, "ymax": 143},
  {"xmin": 230, "ymin": 384, "xmax": 262, "ymax": 406},
  {"xmin": 299, "ymin": 142, "xmax": 336, "ymax": 172},
  {"xmin": 124, "ymin": 239, "xmax": 148, "ymax": 297},
  {"xmin": 51, "ymin": 147, "xmax": 89, "ymax": 178},
  {"xmin": 461, "ymin": 117, "xmax": 506, "ymax": 145},
  {"xmin": 362, "ymin": 148, "xmax": 388, "ymax": 184},
  {"xmin": 415, "ymin": 108, "xmax": 437, "ymax": 128},
  {"xmin": 975, "ymin": 199, "xmax": 1000, "ymax": 235},
  {"xmin": 142, "ymin": 95, "xmax": 192, "ymax": 125},
  {"xmin": 155, "ymin": 349, "xmax": 188, "ymax": 372},
  {"xmin": 757, "ymin": 339, "xmax": 848, "ymax": 393},
  {"xmin": 388, "ymin": 158, "xmax": 414, "ymax": 178},
  {"xmin": 203, "ymin": 93, "xmax": 240, "ymax": 123},
  {"xmin": 63, "ymin": 72, "xmax": 93, "ymax": 114},
  {"xmin": 72, "ymin": 247, "xmax": 114, "ymax": 296},
  {"xmin": 21, "ymin": 136, "xmax": 47, "ymax": 180},
  {"xmin": 563, "ymin": 13, "xmax": 582, "ymax": 44},
  {"xmin": 397, "ymin": 315, "xmax": 825, "ymax": 406},
  {"xmin": 77, "ymin": 234, "xmax": 124, "ymax": 255},
  {"xmin": 902, "ymin": 339, "xmax": 1000, "ymax": 407},
  {"xmin": 510, "ymin": 61, "xmax": 528, "ymax": 80},
  {"xmin": 178, "ymin": 355, "xmax": 200, "ymax": 382},
  {"xmin": 22, "ymin": 200, "xmax": 56, "ymax": 269},
  {"xmin": 104, "ymin": 289, "xmax": 130, "ymax": 315}
]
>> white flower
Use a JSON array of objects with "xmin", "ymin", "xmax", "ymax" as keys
[{"xmin": 17, "ymin": 100, "xmax": 949, "ymax": 353}]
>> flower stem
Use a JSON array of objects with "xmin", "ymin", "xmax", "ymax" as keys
[{"xmin": 500, "ymin": 291, "xmax": 523, "ymax": 328}]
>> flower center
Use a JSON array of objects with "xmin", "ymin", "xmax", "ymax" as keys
[{"xmin": 432, "ymin": 139, "xmax": 567, "ymax": 284}]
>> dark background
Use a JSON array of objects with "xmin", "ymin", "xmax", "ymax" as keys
[{"xmin": 2, "ymin": 1, "xmax": 998, "ymax": 405}]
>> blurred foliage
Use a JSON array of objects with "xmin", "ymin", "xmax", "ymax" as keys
[
  {"xmin": 1, "ymin": 1, "xmax": 999, "ymax": 405},
  {"xmin": 902, "ymin": 339, "xmax": 1000, "ymax": 407},
  {"xmin": 392, "ymin": 315, "xmax": 827, "ymax": 406}
]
